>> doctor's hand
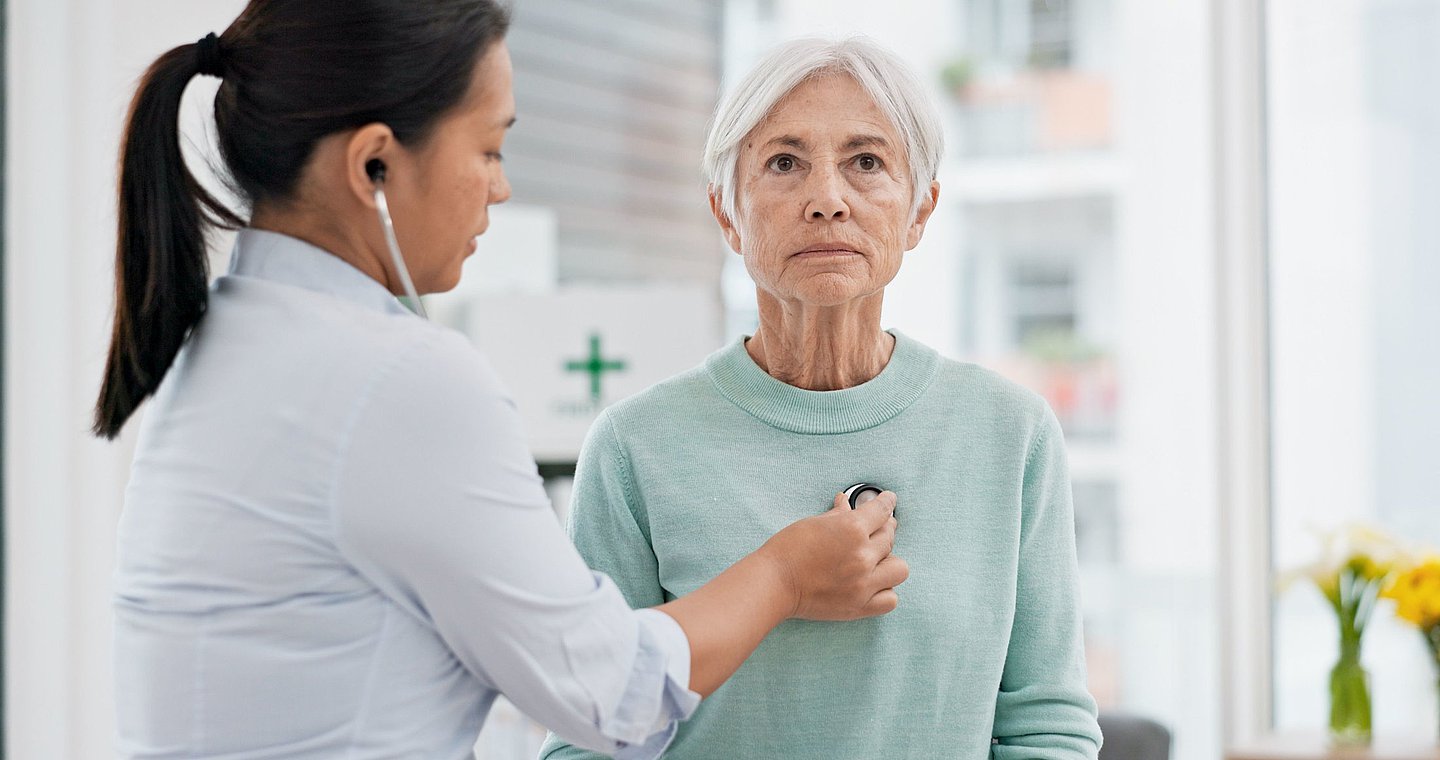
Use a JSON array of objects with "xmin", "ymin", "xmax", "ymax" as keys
[
  {"xmin": 653, "ymin": 491, "xmax": 906, "ymax": 697},
  {"xmin": 758, "ymin": 491, "xmax": 909, "ymax": 621}
]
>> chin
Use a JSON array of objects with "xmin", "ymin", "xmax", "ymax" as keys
[
  {"xmin": 789, "ymin": 274, "xmax": 874, "ymax": 307},
  {"xmin": 430, "ymin": 270, "xmax": 464, "ymax": 294}
]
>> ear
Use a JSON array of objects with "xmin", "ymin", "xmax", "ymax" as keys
[
  {"xmin": 708, "ymin": 185, "xmax": 743, "ymax": 254},
  {"xmin": 905, "ymin": 180, "xmax": 941, "ymax": 251},
  {"xmin": 344, "ymin": 123, "xmax": 400, "ymax": 209}
]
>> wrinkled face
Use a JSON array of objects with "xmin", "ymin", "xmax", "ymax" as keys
[
  {"xmin": 388, "ymin": 41, "xmax": 515, "ymax": 294},
  {"xmin": 715, "ymin": 74, "xmax": 936, "ymax": 308}
]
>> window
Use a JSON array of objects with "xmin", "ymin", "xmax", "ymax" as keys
[
  {"xmin": 1029, "ymin": 0, "xmax": 1074, "ymax": 68},
  {"xmin": 954, "ymin": 0, "xmax": 1110, "ymax": 157},
  {"xmin": 1266, "ymin": 0, "xmax": 1440, "ymax": 738}
]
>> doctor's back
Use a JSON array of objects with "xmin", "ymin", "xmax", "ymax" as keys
[{"xmin": 113, "ymin": 230, "xmax": 525, "ymax": 758}]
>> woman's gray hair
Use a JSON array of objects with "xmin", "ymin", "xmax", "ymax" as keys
[{"xmin": 703, "ymin": 36, "xmax": 944, "ymax": 223}]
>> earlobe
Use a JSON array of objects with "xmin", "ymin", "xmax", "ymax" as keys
[
  {"xmin": 724, "ymin": 227, "xmax": 743, "ymax": 255},
  {"xmin": 905, "ymin": 180, "xmax": 941, "ymax": 251},
  {"xmin": 719, "ymin": 216, "xmax": 743, "ymax": 255},
  {"xmin": 708, "ymin": 185, "xmax": 743, "ymax": 254}
]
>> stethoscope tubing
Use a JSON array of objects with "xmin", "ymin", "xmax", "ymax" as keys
[{"xmin": 374, "ymin": 185, "xmax": 428, "ymax": 320}]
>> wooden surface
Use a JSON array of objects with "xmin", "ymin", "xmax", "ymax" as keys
[{"xmin": 1226, "ymin": 733, "xmax": 1440, "ymax": 760}]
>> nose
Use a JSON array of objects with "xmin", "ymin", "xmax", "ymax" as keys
[
  {"xmin": 491, "ymin": 166, "xmax": 512, "ymax": 206},
  {"xmin": 803, "ymin": 165, "xmax": 849, "ymax": 222}
]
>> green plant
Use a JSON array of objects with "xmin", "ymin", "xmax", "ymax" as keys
[
  {"xmin": 1282, "ymin": 524, "xmax": 1404, "ymax": 746},
  {"xmin": 940, "ymin": 57, "xmax": 976, "ymax": 93}
]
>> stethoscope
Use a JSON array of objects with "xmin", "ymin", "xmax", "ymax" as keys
[
  {"xmin": 843, "ymin": 483, "xmax": 886, "ymax": 509},
  {"xmin": 366, "ymin": 158, "xmax": 428, "ymax": 320}
]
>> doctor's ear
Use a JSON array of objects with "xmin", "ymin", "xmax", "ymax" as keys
[{"xmin": 344, "ymin": 123, "xmax": 398, "ymax": 207}]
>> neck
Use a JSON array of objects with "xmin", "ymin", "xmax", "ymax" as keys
[
  {"xmin": 250, "ymin": 202, "xmax": 396, "ymax": 294},
  {"xmin": 747, "ymin": 290, "xmax": 894, "ymax": 390}
]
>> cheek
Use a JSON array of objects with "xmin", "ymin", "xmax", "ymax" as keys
[
  {"xmin": 736, "ymin": 217, "xmax": 784, "ymax": 272},
  {"xmin": 737, "ymin": 185, "xmax": 798, "ymax": 240},
  {"xmin": 414, "ymin": 167, "xmax": 482, "ymax": 267},
  {"xmin": 861, "ymin": 190, "xmax": 913, "ymax": 243},
  {"xmin": 431, "ymin": 162, "xmax": 493, "ymax": 230},
  {"xmin": 458, "ymin": 161, "xmax": 492, "ymax": 208}
]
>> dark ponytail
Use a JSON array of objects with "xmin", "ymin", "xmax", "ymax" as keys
[
  {"xmin": 93, "ymin": 0, "xmax": 511, "ymax": 439},
  {"xmin": 94, "ymin": 42, "xmax": 242, "ymax": 439}
]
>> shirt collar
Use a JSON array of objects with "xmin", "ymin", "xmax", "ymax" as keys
[{"xmin": 226, "ymin": 228, "xmax": 414, "ymax": 317}]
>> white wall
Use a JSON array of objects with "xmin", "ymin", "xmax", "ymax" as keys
[{"xmin": 5, "ymin": 1, "xmax": 246, "ymax": 756}]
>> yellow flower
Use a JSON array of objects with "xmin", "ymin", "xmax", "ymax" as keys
[
  {"xmin": 1314, "ymin": 569, "xmax": 1342, "ymax": 606},
  {"xmin": 1383, "ymin": 557, "xmax": 1440, "ymax": 629},
  {"xmin": 1337, "ymin": 524, "xmax": 1403, "ymax": 581},
  {"xmin": 1282, "ymin": 523, "xmax": 1404, "ymax": 604}
]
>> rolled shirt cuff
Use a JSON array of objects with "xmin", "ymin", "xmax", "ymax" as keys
[{"xmin": 607, "ymin": 609, "xmax": 701, "ymax": 760}]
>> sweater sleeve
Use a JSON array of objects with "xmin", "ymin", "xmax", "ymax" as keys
[
  {"xmin": 541, "ymin": 410, "xmax": 673, "ymax": 760},
  {"xmin": 991, "ymin": 408, "xmax": 1104, "ymax": 760}
]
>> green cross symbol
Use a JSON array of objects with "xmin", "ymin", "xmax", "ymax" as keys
[{"xmin": 564, "ymin": 333, "xmax": 627, "ymax": 403}]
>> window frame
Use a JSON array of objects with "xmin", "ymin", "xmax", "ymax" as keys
[{"xmin": 1211, "ymin": 0, "xmax": 1276, "ymax": 744}]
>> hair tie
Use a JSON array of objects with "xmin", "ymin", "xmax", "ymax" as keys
[{"xmin": 196, "ymin": 32, "xmax": 225, "ymax": 78}]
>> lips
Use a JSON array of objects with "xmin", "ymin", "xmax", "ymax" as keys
[{"xmin": 792, "ymin": 244, "xmax": 862, "ymax": 258}]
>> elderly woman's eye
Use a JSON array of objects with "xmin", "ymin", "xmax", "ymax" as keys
[
  {"xmin": 855, "ymin": 154, "xmax": 883, "ymax": 172},
  {"xmin": 767, "ymin": 155, "xmax": 798, "ymax": 172}
]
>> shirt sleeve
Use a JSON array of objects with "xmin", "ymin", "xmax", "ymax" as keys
[
  {"xmin": 329, "ymin": 331, "xmax": 698, "ymax": 757},
  {"xmin": 991, "ymin": 407, "xmax": 1104, "ymax": 760},
  {"xmin": 540, "ymin": 411, "xmax": 677, "ymax": 760}
]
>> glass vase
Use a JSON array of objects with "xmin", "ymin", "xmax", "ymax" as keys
[
  {"xmin": 1328, "ymin": 647, "xmax": 1372, "ymax": 747},
  {"xmin": 1428, "ymin": 625, "xmax": 1440, "ymax": 746}
]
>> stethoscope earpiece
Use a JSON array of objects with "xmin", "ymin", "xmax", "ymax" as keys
[
  {"xmin": 366, "ymin": 158, "xmax": 387, "ymax": 184},
  {"xmin": 843, "ymin": 482, "xmax": 885, "ymax": 510}
]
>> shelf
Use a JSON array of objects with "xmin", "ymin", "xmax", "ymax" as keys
[{"xmin": 1227, "ymin": 734, "xmax": 1440, "ymax": 760}]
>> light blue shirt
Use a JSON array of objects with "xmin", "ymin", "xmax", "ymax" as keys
[{"xmin": 113, "ymin": 229, "xmax": 698, "ymax": 759}]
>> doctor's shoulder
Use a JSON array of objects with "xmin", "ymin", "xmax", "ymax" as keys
[
  {"xmin": 233, "ymin": 284, "xmax": 517, "ymax": 422},
  {"xmin": 364, "ymin": 319, "xmax": 513, "ymax": 408}
]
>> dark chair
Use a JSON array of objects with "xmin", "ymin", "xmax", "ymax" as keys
[{"xmin": 1097, "ymin": 712, "xmax": 1172, "ymax": 760}]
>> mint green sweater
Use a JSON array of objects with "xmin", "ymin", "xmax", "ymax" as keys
[{"xmin": 540, "ymin": 331, "xmax": 1101, "ymax": 760}]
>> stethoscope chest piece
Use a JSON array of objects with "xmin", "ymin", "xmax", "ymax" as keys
[{"xmin": 843, "ymin": 482, "xmax": 885, "ymax": 510}]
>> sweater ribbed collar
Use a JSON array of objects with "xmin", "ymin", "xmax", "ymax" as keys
[{"xmin": 705, "ymin": 329, "xmax": 940, "ymax": 435}]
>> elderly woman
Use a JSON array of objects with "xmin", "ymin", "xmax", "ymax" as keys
[{"xmin": 541, "ymin": 37, "xmax": 1101, "ymax": 760}]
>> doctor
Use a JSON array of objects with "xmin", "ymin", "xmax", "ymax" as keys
[{"xmin": 96, "ymin": 2, "xmax": 909, "ymax": 758}]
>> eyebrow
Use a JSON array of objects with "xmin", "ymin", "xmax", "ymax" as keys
[
  {"xmin": 842, "ymin": 134, "xmax": 890, "ymax": 151},
  {"xmin": 760, "ymin": 133, "xmax": 892, "ymax": 152},
  {"xmin": 763, "ymin": 135, "xmax": 809, "ymax": 151}
]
